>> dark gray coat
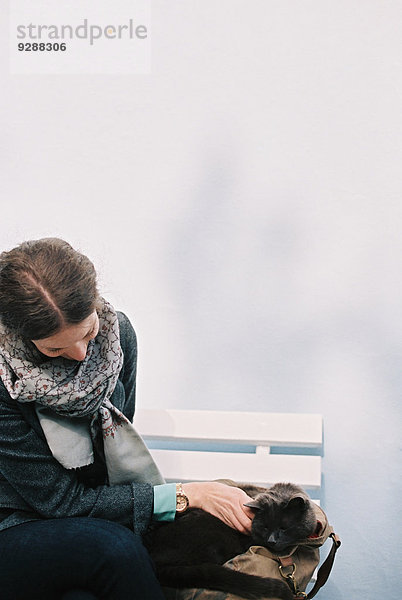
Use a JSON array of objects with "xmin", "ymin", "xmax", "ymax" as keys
[{"xmin": 0, "ymin": 312, "xmax": 153, "ymax": 535}]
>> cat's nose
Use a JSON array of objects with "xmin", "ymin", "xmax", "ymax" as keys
[{"xmin": 267, "ymin": 533, "xmax": 276, "ymax": 544}]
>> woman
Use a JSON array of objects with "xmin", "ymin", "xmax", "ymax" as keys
[{"xmin": 0, "ymin": 238, "xmax": 254, "ymax": 600}]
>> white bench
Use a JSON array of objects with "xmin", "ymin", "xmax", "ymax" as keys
[{"xmin": 134, "ymin": 409, "xmax": 322, "ymax": 498}]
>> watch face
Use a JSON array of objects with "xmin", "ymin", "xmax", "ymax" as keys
[{"xmin": 176, "ymin": 493, "xmax": 189, "ymax": 512}]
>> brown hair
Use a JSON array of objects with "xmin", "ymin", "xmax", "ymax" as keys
[{"xmin": 0, "ymin": 238, "xmax": 100, "ymax": 340}]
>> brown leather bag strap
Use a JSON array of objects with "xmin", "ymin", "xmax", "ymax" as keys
[{"xmin": 306, "ymin": 533, "xmax": 341, "ymax": 599}]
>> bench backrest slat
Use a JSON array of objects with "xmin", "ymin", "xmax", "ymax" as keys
[
  {"xmin": 135, "ymin": 409, "xmax": 322, "ymax": 448},
  {"xmin": 148, "ymin": 449, "xmax": 321, "ymax": 489}
]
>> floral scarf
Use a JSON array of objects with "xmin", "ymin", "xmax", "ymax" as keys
[{"xmin": 0, "ymin": 298, "xmax": 164, "ymax": 486}]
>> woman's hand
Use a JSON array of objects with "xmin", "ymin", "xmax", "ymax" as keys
[{"xmin": 182, "ymin": 481, "xmax": 255, "ymax": 534}]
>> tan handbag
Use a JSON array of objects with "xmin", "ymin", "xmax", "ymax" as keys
[{"xmin": 163, "ymin": 495, "xmax": 340, "ymax": 600}]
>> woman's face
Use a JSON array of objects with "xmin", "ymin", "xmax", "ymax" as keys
[{"xmin": 31, "ymin": 311, "xmax": 99, "ymax": 361}]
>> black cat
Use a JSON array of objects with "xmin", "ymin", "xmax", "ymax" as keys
[{"xmin": 144, "ymin": 482, "xmax": 317, "ymax": 600}]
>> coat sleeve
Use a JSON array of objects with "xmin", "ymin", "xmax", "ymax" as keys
[
  {"xmin": 0, "ymin": 312, "xmax": 153, "ymax": 536},
  {"xmin": 0, "ymin": 391, "xmax": 153, "ymax": 534},
  {"xmin": 116, "ymin": 311, "xmax": 137, "ymax": 423}
]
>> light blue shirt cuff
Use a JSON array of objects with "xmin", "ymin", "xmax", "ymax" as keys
[{"xmin": 153, "ymin": 483, "xmax": 176, "ymax": 521}]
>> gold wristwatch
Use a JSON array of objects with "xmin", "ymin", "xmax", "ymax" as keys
[{"xmin": 176, "ymin": 483, "xmax": 189, "ymax": 513}]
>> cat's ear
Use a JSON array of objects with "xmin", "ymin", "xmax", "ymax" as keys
[
  {"xmin": 286, "ymin": 496, "xmax": 307, "ymax": 512},
  {"xmin": 243, "ymin": 501, "xmax": 261, "ymax": 510}
]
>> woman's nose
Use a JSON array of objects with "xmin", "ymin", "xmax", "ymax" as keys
[{"xmin": 63, "ymin": 341, "xmax": 88, "ymax": 361}]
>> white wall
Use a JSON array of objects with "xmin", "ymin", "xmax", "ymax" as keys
[{"xmin": 2, "ymin": 2, "xmax": 402, "ymax": 598}]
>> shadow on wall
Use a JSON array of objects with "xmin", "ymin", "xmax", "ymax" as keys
[
  {"xmin": 164, "ymin": 141, "xmax": 315, "ymax": 409},
  {"xmin": 163, "ymin": 139, "xmax": 398, "ymax": 408}
]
